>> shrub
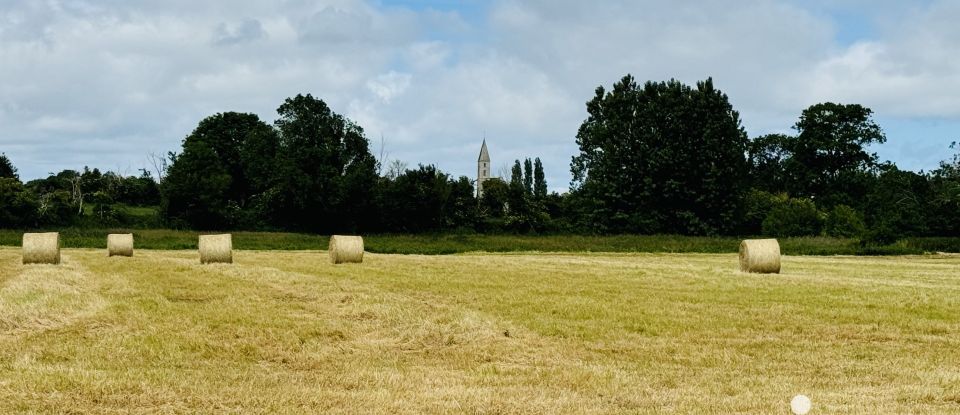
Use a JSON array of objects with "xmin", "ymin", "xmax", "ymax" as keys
[
  {"xmin": 762, "ymin": 197, "xmax": 823, "ymax": 237},
  {"xmin": 824, "ymin": 204, "xmax": 866, "ymax": 238},
  {"xmin": 741, "ymin": 190, "xmax": 780, "ymax": 234}
]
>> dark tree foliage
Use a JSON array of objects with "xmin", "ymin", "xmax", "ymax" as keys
[
  {"xmin": 272, "ymin": 94, "xmax": 378, "ymax": 233},
  {"xmin": 446, "ymin": 176, "xmax": 478, "ymax": 229},
  {"xmin": 824, "ymin": 204, "xmax": 866, "ymax": 238},
  {"xmin": 523, "ymin": 158, "xmax": 533, "ymax": 195},
  {"xmin": 863, "ymin": 165, "xmax": 930, "ymax": 244},
  {"xmin": 36, "ymin": 190, "xmax": 75, "ymax": 226},
  {"xmin": 510, "ymin": 161, "xmax": 523, "ymax": 190},
  {"xmin": 161, "ymin": 112, "xmax": 278, "ymax": 229},
  {"xmin": 161, "ymin": 138, "xmax": 232, "ymax": 229},
  {"xmin": 747, "ymin": 134, "xmax": 791, "ymax": 193},
  {"xmin": 928, "ymin": 143, "xmax": 960, "ymax": 236},
  {"xmin": 571, "ymin": 75, "xmax": 749, "ymax": 235},
  {"xmin": 0, "ymin": 178, "xmax": 38, "ymax": 227},
  {"xmin": 113, "ymin": 170, "xmax": 161, "ymax": 206},
  {"xmin": 377, "ymin": 164, "xmax": 451, "ymax": 232},
  {"xmin": 479, "ymin": 178, "xmax": 509, "ymax": 218},
  {"xmin": 499, "ymin": 159, "xmax": 543, "ymax": 231},
  {"xmin": 533, "ymin": 157, "xmax": 547, "ymax": 199},
  {"xmin": 749, "ymin": 103, "xmax": 885, "ymax": 207},
  {"xmin": 740, "ymin": 190, "xmax": 779, "ymax": 235},
  {"xmin": 0, "ymin": 153, "xmax": 18, "ymax": 180},
  {"xmin": 761, "ymin": 197, "xmax": 823, "ymax": 237},
  {"xmin": 25, "ymin": 170, "xmax": 84, "ymax": 218}
]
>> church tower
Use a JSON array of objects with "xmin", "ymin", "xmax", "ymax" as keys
[{"xmin": 477, "ymin": 139, "xmax": 491, "ymax": 197}]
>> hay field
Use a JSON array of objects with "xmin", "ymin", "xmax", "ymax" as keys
[{"xmin": 0, "ymin": 248, "xmax": 958, "ymax": 413}]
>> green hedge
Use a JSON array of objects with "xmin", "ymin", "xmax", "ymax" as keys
[{"xmin": 1, "ymin": 229, "xmax": 958, "ymax": 255}]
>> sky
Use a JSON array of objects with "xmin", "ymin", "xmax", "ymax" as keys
[{"xmin": 1, "ymin": 0, "xmax": 958, "ymax": 191}]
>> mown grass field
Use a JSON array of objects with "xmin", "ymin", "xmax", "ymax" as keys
[{"xmin": 1, "ymin": 247, "xmax": 958, "ymax": 413}]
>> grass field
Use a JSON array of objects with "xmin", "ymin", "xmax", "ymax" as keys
[{"xmin": 1, "ymin": 248, "xmax": 958, "ymax": 413}]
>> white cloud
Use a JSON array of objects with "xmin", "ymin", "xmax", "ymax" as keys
[
  {"xmin": 213, "ymin": 19, "xmax": 265, "ymax": 46},
  {"xmin": 366, "ymin": 71, "xmax": 412, "ymax": 103},
  {"xmin": 0, "ymin": 0, "xmax": 958, "ymax": 189}
]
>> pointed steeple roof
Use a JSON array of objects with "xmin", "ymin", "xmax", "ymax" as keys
[{"xmin": 478, "ymin": 139, "xmax": 490, "ymax": 162}]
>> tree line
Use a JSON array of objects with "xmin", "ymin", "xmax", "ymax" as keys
[{"xmin": 2, "ymin": 76, "xmax": 959, "ymax": 242}]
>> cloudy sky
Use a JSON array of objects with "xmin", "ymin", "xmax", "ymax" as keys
[{"xmin": 1, "ymin": 0, "xmax": 958, "ymax": 190}]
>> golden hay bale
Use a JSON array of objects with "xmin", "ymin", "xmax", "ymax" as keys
[
  {"xmin": 107, "ymin": 233, "xmax": 134, "ymax": 257},
  {"xmin": 329, "ymin": 235, "xmax": 364, "ymax": 264},
  {"xmin": 22, "ymin": 232, "xmax": 61, "ymax": 265},
  {"xmin": 739, "ymin": 238, "xmax": 781, "ymax": 274},
  {"xmin": 199, "ymin": 234, "xmax": 232, "ymax": 264}
]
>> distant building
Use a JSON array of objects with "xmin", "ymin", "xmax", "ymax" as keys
[{"xmin": 477, "ymin": 139, "xmax": 491, "ymax": 197}]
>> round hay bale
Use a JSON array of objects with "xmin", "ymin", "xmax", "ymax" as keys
[
  {"xmin": 739, "ymin": 238, "xmax": 781, "ymax": 273},
  {"xmin": 107, "ymin": 233, "xmax": 134, "ymax": 257},
  {"xmin": 199, "ymin": 234, "xmax": 232, "ymax": 264},
  {"xmin": 329, "ymin": 235, "xmax": 364, "ymax": 264},
  {"xmin": 22, "ymin": 232, "xmax": 61, "ymax": 265}
]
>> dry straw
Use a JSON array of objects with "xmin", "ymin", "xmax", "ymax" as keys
[
  {"xmin": 329, "ymin": 235, "xmax": 364, "ymax": 264},
  {"xmin": 739, "ymin": 239, "xmax": 781, "ymax": 273},
  {"xmin": 199, "ymin": 234, "xmax": 233, "ymax": 264},
  {"xmin": 107, "ymin": 233, "xmax": 134, "ymax": 257},
  {"xmin": 22, "ymin": 232, "xmax": 61, "ymax": 265}
]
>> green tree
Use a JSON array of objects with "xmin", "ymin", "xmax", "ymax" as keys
[
  {"xmin": 928, "ymin": 142, "xmax": 960, "ymax": 236},
  {"xmin": 445, "ymin": 176, "xmax": 478, "ymax": 230},
  {"xmin": 0, "ymin": 153, "xmax": 18, "ymax": 180},
  {"xmin": 115, "ymin": 170, "xmax": 161, "ymax": 206},
  {"xmin": 272, "ymin": 94, "xmax": 377, "ymax": 232},
  {"xmin": 510, "ymin": 160, "xmax": 523, "ymax": 189},
  {"xmin": 505, "ymin": 159, "xmax": 539, "ymax": 231},
  {"xmin": 740, "ymin": 190, "xmax": 780, "ymax": 235},
  {"xmin": 36, "ymin": 190, "xmax": 75, "ymax": 226},
  {"xmin": 533, "ymin": 157, "xmax": 547, "ymax": 199},
  {"xmin": 0, "ymin": 178, "xmax": 38, "ymax": 227},
  {"xmin": 570, "ymin": 75, "xmax": 749, "ymax": 234},
  {"xmin": 479, "ymin": 178, "xmax": 509, "ymax": 218},
  {"xmin": 523, "ymin": 158, "xmax": 533, "ymax": 195},
  {"xmin": 376, "ymin": 164, "xmax": 450, "ymax": 232},
  {"xmin": 747, "ymin": 134, "xmax": 791, "ymax": 193},
  {"xmin": 161, "ymin": 140, "xmax": 232, "ymax": 229},
  {"xmin": 161, "ymin": 112, "xmax": 278, "ymax": 229},
  {"xmin": 749, "ymin": 103, "xmax": 885, "ymax": 207},
  {"xmin": 863, "ymin": 165, "xmax": 930, "ymax": 244}
]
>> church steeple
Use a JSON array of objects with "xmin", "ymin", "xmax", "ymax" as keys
[
  {"xmin": 477, "ymin": 139, "xmax": 491, "ymax": 197},
  {"xmin": 478, "ymin": 139, "xmax": 490, "ymax": 162}
]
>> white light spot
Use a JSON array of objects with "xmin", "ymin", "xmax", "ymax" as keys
[{"xmin": 791, "ymin": 394, "xmax": 812, "ymax": 415}]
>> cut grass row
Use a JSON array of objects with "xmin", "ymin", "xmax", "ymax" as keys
[
  {"xmin": 1, "ymin": 228, "xmax": 958, "ymax": 255},
  {"xmin": 1, "ymin": 248, "xmax": 958, "ymax": 412}
]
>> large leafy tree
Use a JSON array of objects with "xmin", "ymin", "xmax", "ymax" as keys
[
  {"xmin": 161, "ymin": 138, "xmax": 232, "ymax": 228},
  {"xmin": 0, "ymin": 178, "xmax": 38, "ymax": 227},
  {"xmin": 0, "ymin": 153, "xmax": 18, "ymax": 180},
  {"xmin": 749, "ymin": 103, "xmax": 885, "ymax": 207},
  {"xmin": 928, "ymin": 142, "xmax": 960, "ymax": 235},
  {"xmin": 161, "ymin": 112, "xmax": 278, "ymax": 229},
  {"xmin": 863, "ymin": 165, "xmax": 930, "ymax": 243},
  {"xmin": 479, "ymin": 178, "xmax": 509, "ymax": 218},
  {"xmin": 272, "ymin": 94, "xmax": 377, "ymax": 232},
  {"xmin": 570, "ymin": 75, "xmax": 749, "ymax": 234}
]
